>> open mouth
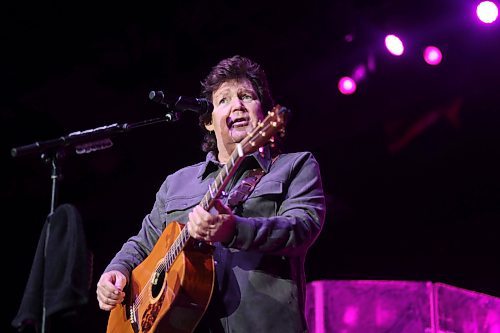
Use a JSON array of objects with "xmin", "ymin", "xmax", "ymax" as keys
[{"xmin": 227, "ymin": 117, "xmax": 250, "ymax": 128}]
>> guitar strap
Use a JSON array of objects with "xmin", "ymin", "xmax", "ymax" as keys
[
  {"xmin": 226, "ymin": 152, "xmax": 280, "ymax": 209},
  {"xmin": 226, "ymin": 168, "xmax": 266, "ymax": 210}
]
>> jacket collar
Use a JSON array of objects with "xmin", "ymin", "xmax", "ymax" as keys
[{"xmin": 197, "ymin": 145, "xmax": 273, "ymax": 179}]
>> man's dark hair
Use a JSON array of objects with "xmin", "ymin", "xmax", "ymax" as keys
[{"xmin": 199, "ymin": 55, "xmax": 274, "ymax": 153}]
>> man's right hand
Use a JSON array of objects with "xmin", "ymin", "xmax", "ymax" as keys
[{"xmin": 96, "ymin": 270, "xmax": 127, "ymax": 311}]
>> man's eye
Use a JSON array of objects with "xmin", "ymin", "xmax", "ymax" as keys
[
  {"xmin": 242, "ymin": 94, "xmax": 253, "ymax": 101},
  {"xmin": 218, "ymin": 97, "xmax": 227, "ymax": 104}
]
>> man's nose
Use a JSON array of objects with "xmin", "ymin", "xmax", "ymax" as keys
[{"xmin": 230, "ymin": 97, "xmax": 245, "ymax": 109}]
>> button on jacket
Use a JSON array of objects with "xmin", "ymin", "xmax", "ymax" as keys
[{"xmin": 105, "ymin": 146, "xmax": 326, "ymax": 332}]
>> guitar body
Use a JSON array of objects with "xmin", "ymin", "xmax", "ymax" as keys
[{"xmin": 106, "ymin": 221, "xmax": 215, "ymax": 333}]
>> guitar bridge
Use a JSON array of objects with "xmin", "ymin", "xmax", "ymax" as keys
[
  {"xmin": 129, "ymin": 305, "xmax": 137, "ymax": 324},
  {"xmin": 129, "ymin": 304, "xmax": 141, "ymax": 333}
]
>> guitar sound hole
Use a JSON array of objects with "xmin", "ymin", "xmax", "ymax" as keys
[{"xmin": 151, "ymin": 269, "xmax": 166, "ymax": 298}]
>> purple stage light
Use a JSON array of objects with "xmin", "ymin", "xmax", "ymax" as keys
[
  {"xmin": 352, "ymin": 64, "xmax": 367, "ymax": 82},
  {"xmin": 477, "ymin": 1, "xmax": 498, "ymax": 24},
  {"xmin": 423, "ymin": 46, "xmax": 443, "ymax": 65},
  {"xmin": 384, "ymin": 34, "xmax": 404, "ymax": 56},
  {"xmin": 338, "ymin": 76, "xmax": 357, "ymax": 95}
]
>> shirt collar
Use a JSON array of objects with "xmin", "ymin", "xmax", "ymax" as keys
[
  {"xmin": 197, "ymin": 145, "xmax": 273, "ymax": 179},
  {"xmin": 252, "ymin": 144, "xmax": 273, "ymax": 173},
  {"xmin": 197, "ymin": 151, "xmax": 220, "ymax": 179}
]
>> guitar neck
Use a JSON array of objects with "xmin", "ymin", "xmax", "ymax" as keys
[{"xmin": 200, "ymin": 147, "xmax": 245, "ymax": 211}]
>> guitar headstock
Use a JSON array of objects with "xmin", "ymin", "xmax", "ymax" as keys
[{"xmin": 240, "ymin": 104, "xmax": 289, "ymax": 155}]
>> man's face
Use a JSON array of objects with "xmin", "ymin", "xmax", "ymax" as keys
[{"xmin": 206, "ymin": 78, "xmax": 264, "ymax": 154}]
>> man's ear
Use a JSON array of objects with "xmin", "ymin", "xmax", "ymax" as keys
[{"xmin": 204, "ymin": 121, "xmax": 214, "ymax": 132}]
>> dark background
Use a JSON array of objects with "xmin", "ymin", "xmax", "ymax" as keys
[{"xmin": 2, "ymin": 0, "xmax": 499, "ymax": 332}]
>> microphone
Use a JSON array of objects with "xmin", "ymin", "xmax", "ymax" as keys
[{"xmin": 149, "ymin": 90, "xmax": 213, "ymax": 114}]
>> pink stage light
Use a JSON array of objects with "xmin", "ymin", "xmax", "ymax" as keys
[
  {"xmin": 338, "ymin": 76, "xmax": 357, "ymax": 95},
  {"xmin": 423, "ymin": 46, "xmax": 443, "ymax": 65},
  {"xmin": 477, "ymin": 1, "xmax": 499, "ymax": 24},
  {"xmin": 384, "ymin": 34, "xmax": 404, "ymax": 56}
]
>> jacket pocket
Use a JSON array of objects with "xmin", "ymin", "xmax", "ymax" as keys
[
  {"xmin": 165, "ymin": 194, "xmax": 205, "ymax": 212},
  {"xmin": 164, "ymin": 194, "xmax": 204, "ymax": 224},
  {"xmin": 250, "ymin": 180, "xmax": 283, "ymax": 198},
  {"xmin": 243, "ymin": 180, "xmax": 283, "ymax": 217}
]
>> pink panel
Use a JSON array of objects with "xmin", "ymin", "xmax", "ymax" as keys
[
  {"xmin": 306, "ymin": 280, "xmax": 432, "ymax": 333},
  {"xmin": 435, "ymin": 282, "xmax": 500, "ymax": 333},
  {"xmin": 306, "ymin": 280, "xmax": 500, "ymax": 333}
]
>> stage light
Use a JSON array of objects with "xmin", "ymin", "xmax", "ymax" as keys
[
  {"xmin": 477, "ymin": 1, "xmax": 498, "ymax": 24},
  {"xmin": 338, "ymin": 76, "xmax": 357, "ymax": 95},
  {"xmin": 423, "ymin": 46, "xmax": 443, "ymax": 65},
  {"xmin": 384, "ymin": 34, "xmax": 404, "ymax": 56},
  {"xmin": 352, "ymin": 64, "xmax": 367, "ymax": 82}
]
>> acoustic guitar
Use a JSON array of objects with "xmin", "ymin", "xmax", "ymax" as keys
[{"xmin": 106, "ymin": 105, "xmax": 288, "ymax": 333}]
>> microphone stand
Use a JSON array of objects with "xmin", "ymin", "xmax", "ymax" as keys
[{"xmin": 11, "ymin": 111, "xmax": 181, "ymax": 333}]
